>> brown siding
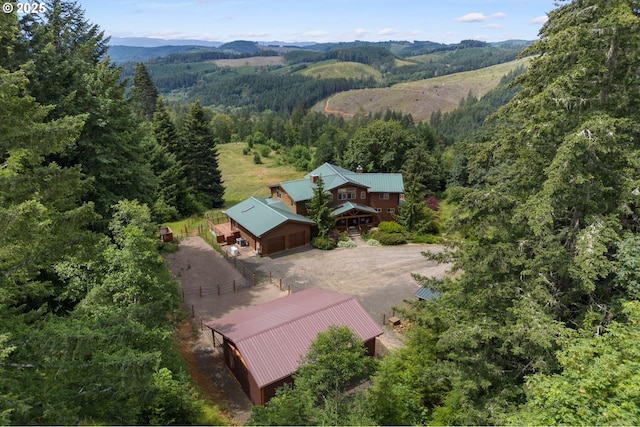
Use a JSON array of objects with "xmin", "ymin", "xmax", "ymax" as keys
[
  {"xmin": 261, "ymin": 222, "xmax": 311, "ymax": 255},
  {"xmin": 327, "ymin": 184, "xmax": 369, "ymax": 208},
  {"xmin": 369, "ymin": 192, "xmax": 401, "ymax": 222},
  {"xmin": 223, "ymin": 339, "xmax": 262, "ymax": 404}
]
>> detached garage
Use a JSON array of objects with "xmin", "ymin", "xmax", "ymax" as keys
[
  {"xmin": 223, "ymin": 197, "xmax": 314, "ymax": 256},
  {"xmin": 205, "ymin": 288, "xmax": 383, "ymax": 405}
]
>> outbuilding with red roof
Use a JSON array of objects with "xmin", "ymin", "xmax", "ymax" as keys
[{"xmin": 205, "ymin": 288, "xmax": 383, "ymax": 405}]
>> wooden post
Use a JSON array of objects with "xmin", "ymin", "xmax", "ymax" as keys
[
  {"xmin": 200, "ymin": 317, "xmax": 203, "ymax": 331},
  {"xmin": 199, "ymin": 286, "xmax": 203, "ymax": 298},
  {"xmin": 269, "ymin": 271, "xmax": 272, "ymax": 283},
  {"xmin": 288, "ymin": 284, "xmax": 291, "ymax": 295},
  {"xmin": 382, "ymin": 313, "xmax": 386, "ymax": 325},
  {"xmin": 233, "ymin": 280, "xmax": 236, "ymax": 293},
  {"xmin": 191, "ymin": 304, "xmax": 195, "ymax": 318},
  {"xmin": 279, "ymin": 278, "xmax": 282, "ymax": 290}
]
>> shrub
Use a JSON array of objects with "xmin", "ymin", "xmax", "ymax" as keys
[
  {"xmin": 312, "ymin": 236, "xmax": 337, "ymax": 250},
  {"xmin": 375, "ymin": 232, "xmax": 407, "ymax": 246},
  {"xmin": 260, "ymin": 145, "xmax": 271, "ymax": 158},
  {"xmin": 366, "ymin": 238, "xmax": 381, "ymax": 246},
  {"xmin": 337, "ymin": 239, "xmax": 357, "ymax": 248},
  {"xmin": 253, "ymin": 152, "xmax": 262, "ymax": 164},
  {"xmin": 410, "ymin": 234, "xmax": 444, "ymax": 244},
  {"xmin": 377, "ymin": 221, "xmax": 405, "ymax": 234},
  {"xmin": 242, "ymin": 147, "xmax": 250, "ymax": 155},
  {"xmin": 338, "ymin": 231, "xmax": 351, "ymax": 242}
]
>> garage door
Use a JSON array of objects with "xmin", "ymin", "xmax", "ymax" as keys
[
  {"xmin": 288, "ymin": 231, "xmax": 306, "ymax": 248},
  {"xmin": 265, "ymin": 236, "xmax": 285, "ymax": 255}
]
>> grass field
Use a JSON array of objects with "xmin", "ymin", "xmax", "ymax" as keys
[
  {"xmin": 313, "ymin": 57, "xmax": 531, "ymax": 122},
  {"xmin": 297, "ymin": 60, "xmax": 382, "ymax": 80},
  {"xmin": 210, "ymin": 56, "xmax": 286, "ymax": 67},
  {"xmin": 217, "ymin": 143, "xmax": 303, "ymax": 206},
  {"xmin": 163, "ymin": 142, "xmax": 303, "ymax": 235}
]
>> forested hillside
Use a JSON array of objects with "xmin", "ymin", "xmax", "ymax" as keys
[
  {"xmin": 116, "ymin": 38, "xmax": 527, "ymax": 115},
  {"xmin": 0, "ymin": 2, "xmax": 224, "ymax": 424}
]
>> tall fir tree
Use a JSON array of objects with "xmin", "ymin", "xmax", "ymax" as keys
[
  {"xmin": 373, "ymin": 0, "xmax": 640, "ymax": 424},
  {"xmin": 130, "ymin": 62, "xmax": 159, "ymax": 121},
  {"xmin": 181, "ymin": 100, "xmax": 224, "ymax": 208},
  {"xmin": 151, "ymin": 98, "xmax": 196, "ymax": 217},
  {"xmin": 19, "ymin": 0, "xmax": 156, "ymax": 218},
  {"xmin": 306, "ymin": 176, "xmax": 334, "ymax": 237}
]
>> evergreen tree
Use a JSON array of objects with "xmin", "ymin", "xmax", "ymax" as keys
[
  {"xmin": 394, "ymin": 182, "xmax": 439, "ymax": 235},
  {"xmin": 20, "ymin": 0, "xmax": 156, "ymax": 218},
  {"xmin": 306, "ymin": 176, "xmax": 334, "ymax": 237},
  {"xmin": 130, "ymin": 62, "xmax": 159, "ymax": 121},
  {"xmin": 152, "ymin": 98, "xmax": 196, "ymax": 217},
  {"xmin": 181, "ymin": 100, "xmax": 225, "ymax": 208},
  {"xmin": 377, "ymin": 0, "xmax": 640, "ymax": 424}
]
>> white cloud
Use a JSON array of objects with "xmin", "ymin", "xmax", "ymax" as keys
[
  {"xmin": 482, "ymin": 23, "xmax": 504, "ymax": 29},
  {"xmin": 378, "ymin": 28, "xmax": 397, "ymax": 36},
  {"xmin": 455, "ymin": 12, "xmax": 507, "ymax": 23},
  {"xmin": 352, "ymin": 28, "xmax": 371, "ymax": 37},
  {"xmin": 528, "ymin": 15, "xmax": 548, "ymax": 25}
]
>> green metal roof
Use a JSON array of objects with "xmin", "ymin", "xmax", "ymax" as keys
[
  {"xmin": 331, "ymin": 202, "xmax": 379, "ymax": 217},
  {"xmin": 343, "ymin": 173, "xmax": 404, "ymax": 193},
  {"xmin": 282, "ymin": 163, "xmax": 404, "ymax": 202},
  {"xmin": 414, "ymin": 287, "xmax": 442, "ymax": 301},
  {"xmin": 224, "ymin": 197, "xmax": 314, "ymax": 237}
]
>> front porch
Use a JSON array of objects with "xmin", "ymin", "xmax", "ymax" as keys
[{"xmin": 331, "ymin": 202, "xmax": 378, "ymax": 234}]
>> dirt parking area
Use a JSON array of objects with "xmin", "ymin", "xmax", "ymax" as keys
[
  {"xmin": 165, "ymin": 236, "xmax": 451, "ymax": 424},
  {"xmin": 239, "ymin": 239, "xmax": 450, "ymax": 338}
]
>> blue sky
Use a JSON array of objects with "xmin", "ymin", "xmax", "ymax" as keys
[{"xmin": 79, "ymin": 0, "xmax": 556, "ymax": 44}]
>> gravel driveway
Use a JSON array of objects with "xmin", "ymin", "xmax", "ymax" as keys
[
  {"xmin": 240, "ymin": 239, "xmax": 450, "ymax": 329},
  {"xmin": 165, "ymin": 236, "xmax": 451, "ymax": 423}
]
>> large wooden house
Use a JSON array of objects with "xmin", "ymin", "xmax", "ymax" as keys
[
  {"xmin": 271, "ymin": 163, "xmax": 404, "ymax": 229},
  {"xmin": 211, "ymin": 163, "xmax": 404, "ymax": 255}
]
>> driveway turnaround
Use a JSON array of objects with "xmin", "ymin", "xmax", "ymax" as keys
[{"xmin": 165, "ymin": 236, "xmax": 451, "ymax": 423}]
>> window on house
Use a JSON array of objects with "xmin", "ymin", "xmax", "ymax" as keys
[
  {"xmin": 379, "ymin": 192, "xmax": 389, "ymax": 200},
  {"xmin": 361, "ymin": 191, "xmax": 366, "ymax": 199},
  {"xmin": 338, "ymin": 187, "xmax": 356, "ymax": 200},
  {"xmin": 374, "ymin": 208, "xmax": 382, "ymax": 213},
  {"xmin": 276, "ymin": 187, "xmax": 282, "ymax": 198},
  {"xmin": 387, "ymin": 208, "xmax": 395, "ymax": 214}
]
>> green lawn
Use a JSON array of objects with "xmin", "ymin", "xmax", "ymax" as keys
[{"xmin": 163, "ymin": 142, "xmax": 304, "ymax": 235}]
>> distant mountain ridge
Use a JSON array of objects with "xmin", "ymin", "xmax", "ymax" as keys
[{"xmin": 108, "ymin": 37, "xmax": 532, "ymax": 64}]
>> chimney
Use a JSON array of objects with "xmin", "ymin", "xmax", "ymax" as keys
[
  {"xmin": 310, "ymin": 174, "xmax": 318, "ymax": 184},
  {"xmin": 356, "ymin": 165, "xmax": 363, "ymax": 173}
]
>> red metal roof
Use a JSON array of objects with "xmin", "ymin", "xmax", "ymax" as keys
[{"xmin": 205, "ymin": 288, "xmax": 383, "ymax": 388}]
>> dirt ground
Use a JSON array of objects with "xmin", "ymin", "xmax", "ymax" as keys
[{"xmin": 164, "ymin": 235, "xmax": 451, "ymax": 424}]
